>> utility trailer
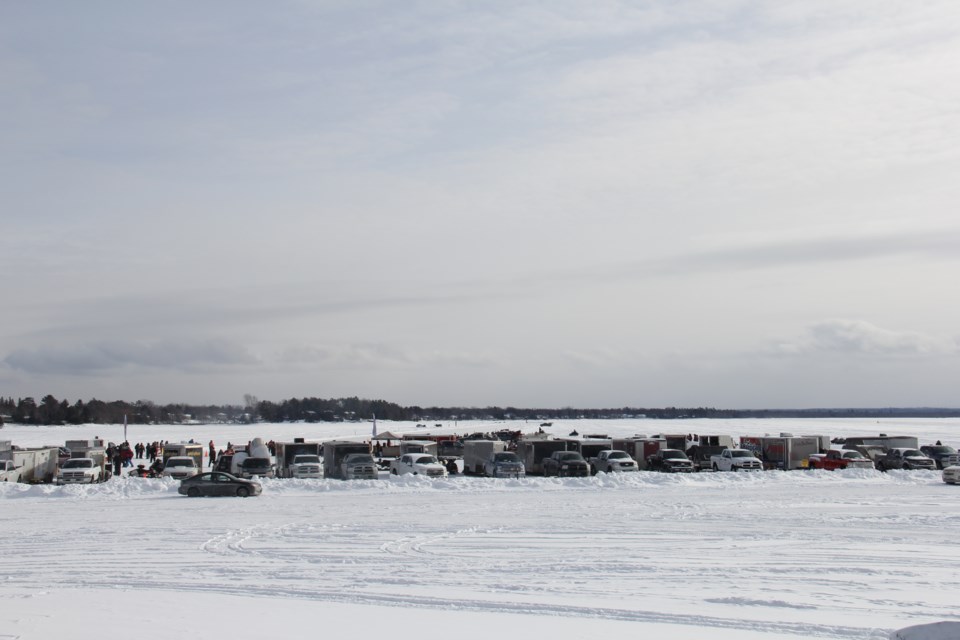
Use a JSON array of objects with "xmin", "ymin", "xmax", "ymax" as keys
[
  {"xmin": 740, "ymin": 435, "xmax": 824, "ymax": 470},
  {"xmin": 515, "ymin": 437, "xmax": 572, "ymax": 475},
  {"xmin": 323, "ymin": 440, "xmax": 372, "ymax": 479},
  {"xmin": 0, "ymin": 442, "xmax": 59, "ymax": 483},
  {"xmin": 612, "ymin": 437, "xmax": 666, "ymax": 470},
  {"xmin": 684, "ymin": 435, "xmax": 737, "ymax": 471},
  {"xmin": 162, "ymin": 442, "xmax": 205, "ymax": 470},
  {"xmin": 275, "ymin": 439, "xmax": 323, "ymax": 478},
  {"xmin": 462, "ymin": 440, "xmax": 506, "ymax": 475}
]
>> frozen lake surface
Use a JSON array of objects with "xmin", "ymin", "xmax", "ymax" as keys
[{"xmin": 1, "ymin": 419, "xmax": 958, "ymax": 639}]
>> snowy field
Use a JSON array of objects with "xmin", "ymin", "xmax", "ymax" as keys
[{"xmin": 2, "ymin": 418, "xmax": 959, "ymax": 640}]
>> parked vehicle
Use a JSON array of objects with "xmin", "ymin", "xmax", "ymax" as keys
[
  {"xmin": 275, "ymin": 440, "xmax": 323, "ymax": 478},
  {"xmin": 483, "ymin": 452, "xmax": 525, "ymax": 478},
  {"xmin": 288, "ymin": 454, "xmax": 323, "ymax": 479},
  {"xmin": 919, "ymin": 445, "xmax": 960, "ymax": 470},
  {"xmin": 876, "ymin": 448, "xmax": 936, "ymax": 472},
  {"xmin": 591, "ymin": 450, "xmax": 639, "ymax": 473},
  {"xmin": 542, "ymin": 451, "xmax": 590, "ymax": 477},
  {"xmin": 515, "ymin": 437, "xmax": 570, "ymax": 475},
  {"xmin": 741, "ymin": 435, "xmax": 823, "ymax": 470},
  {"xmin": 1, "ymin": 460, "xmax": 22, "ymax": 482},
  {"xmin": 710, "ymin": 449, "xmax": 762, "ymax": 472},
  {"xmin": 942, "ymin": 465, "xmax": 960, "ymax": 485},
  {"xmin": 178, "ymin": 472, "xmax": 262, "ymax": 497},
  {"xmin": 341, "ymin": 453, "xmax": 378, "ymax": 480},
  {"xmin": 238, "ymin": 456, "xmax": 275, "ymax": 478},
  {"xmin": 685, "ymin": 435, "xmax": 737, "ymax": 471},
  {"xmin": 808, "ymin": 449, "xmax": 874, "ymax": 470},
  {"xmin": 463, "ymin": 440, "xmax": 506, "ymax": 475},
  {"xmin": 56, "ymin": 458, "xmax": 104, "ymax": 484},
  {"xmin": 390, "ymin": 454, "xmax": 448, "ymax": 477},
  {"xmin": 162, "ymin": 443, "xmax": 205, "ymax": 470},
  {"xmin": 161, "ymin": 456, "xmax": 200, "ymax": 480},
  {"xmin": 323, "ymin": 441, "xmax": 373, "ymax": 479},
  {"xmin": 645, "ymin": 449, "xmax": 695, "ymax": 473}
]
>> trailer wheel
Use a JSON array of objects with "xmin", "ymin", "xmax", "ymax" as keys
[
  {"xmin": 187, "ymin": 487, "xmax": 200, "ymax": 498},
  {"xmin": 236, "ymin": 486, "xmax": 250, "ymax": 498}
]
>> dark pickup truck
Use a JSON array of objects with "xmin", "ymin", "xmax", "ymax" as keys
[{"xmin": 542, "ymin": 451, "xmax": 590, "ymax": 477}]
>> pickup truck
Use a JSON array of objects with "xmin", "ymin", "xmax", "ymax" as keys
[
  {"xmin": 541, "ymin": 451, "xmax": 590, "ymax": 477},
  {"xmin": 809, "ymin": 449, "xmax": 874, "ymax": 470},
  {"xmin": 591, "ymin": 450, "xmax": 638, "ymax": 473},
  {"xmin": 1, "ymin": 460, "xmax": 22, "ymax": 482},
  {"xmin": 875, "ymin": 448, "xmax": 936, "ymax": 472},
  {"xmin": 710, "ymin": 449, "xmax": 762, "ymax": 472},
  {"xmin": 288, "ymin": 454, "xmax": 323, "ymax": 479},
  {"xmin": 56, "ymin": 457, "xmax": 104, "ymax": 484}
]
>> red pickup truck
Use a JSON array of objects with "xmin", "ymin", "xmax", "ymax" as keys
[{"xmin": 809, "ymin": 449, "xmax": 874, "ymax": 470}]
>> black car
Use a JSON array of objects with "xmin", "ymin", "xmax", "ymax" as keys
[{"xmin": 178, "ymin": 472, "xmax": 262, "ymax": 497}]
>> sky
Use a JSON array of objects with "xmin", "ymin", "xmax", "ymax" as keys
[{"xmin": 3, "ymin": 1, "xmax": 960, "ymax": 409}]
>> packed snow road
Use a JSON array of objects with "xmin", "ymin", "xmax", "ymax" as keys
[{"xmin": 2, "ymin": 469, "xmax": 957, "ymax": 639}]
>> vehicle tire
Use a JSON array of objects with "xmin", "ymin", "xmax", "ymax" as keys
[
  {"xmin": 391, "ymin": 468, "xmax": 398, "ymax": 475},
  {"xmin": 412, "ymin": 472, "xmax": 418, "ymax": 475},
  {"xmin": 236, "ymin": 486, "xmax": 250, "ymax": 498},
  {"xmin": 187, "ymin": 487, "xmax": 200, "ymax": 498},
  {"xmin": 712, "ymin": 464, "xmax": 719, "ymax": 472},
  {"xmin": 732, "ymin": 465, "xmax": 739, "ymax": 472}
]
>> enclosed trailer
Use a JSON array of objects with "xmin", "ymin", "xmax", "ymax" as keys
[
  {"xmin": 462, "ymin": 440, "xmax": 506, "ymax": 475},
  {"xmin": 275, "ymin": 439, "xmax": 323, "ymax": 478},
  {"xmin": 612, "ymin": 438, "xmax": 666, "ymax": 469},
  {"xmin": 0, "ymin": 445, "xmax": 59, "ymax": 483},
  {"xmin": 840, "ymin": 435, "xmax": 919, "ymax": 450},
  {"xmin": 515, "ymin": 437, "xmax": 571, "ymax": 475},
  {"xmin": 162, "ymin": 442, "xmax": 205, "ymax": 470},
  {"xmin": 685, "ymin": 435, "xmax": 737, "ymax": 471},
  {"xmin": 323, "ymin": 440, "xmax": 372, "ymax": 479},
  {"xmin": 399, "ymin": 440, "xmax": 437, "ymax": 456},
  {"xmin": 741, "ymin": 435, "xmax": 823, "ymax": 470}
]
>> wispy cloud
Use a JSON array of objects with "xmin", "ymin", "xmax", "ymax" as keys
[
  {"xmin": 4, "ymin": 339, "xmax": 259, "ymax": 375},
  {"xmin": 769, "ymin": 319, "xmax": 958, "ymax": 358}
]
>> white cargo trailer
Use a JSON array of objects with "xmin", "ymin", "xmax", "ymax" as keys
[{"xmin": 462, "ymin": 440, "xmax": 506, "ymax": 475}]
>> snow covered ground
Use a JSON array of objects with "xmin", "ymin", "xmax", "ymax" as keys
[{"xmin": 2, "ymin": 419, "xmax": 959, "ymax": 639}]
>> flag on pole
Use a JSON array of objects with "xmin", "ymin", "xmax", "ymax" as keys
[{"xmin": 123, "ymin": 414, "xmax": 128, "ymax": 443}]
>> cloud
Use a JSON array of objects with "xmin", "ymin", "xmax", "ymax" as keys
[
  {"xmin": 770, "ymin": 319, "xmax": 957, "ymax": 358},
  {"xmin": 4, "ymin": 339, "xmax": 259, "ymax": 375},
  {"xmin": 278, "ymin": 343, "xmax": 494, "ymax": 370}
]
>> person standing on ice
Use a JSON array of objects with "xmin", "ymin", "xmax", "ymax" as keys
[{"xmin": 208, "ymin": 440, "xmax": 216, "ymax": 467}]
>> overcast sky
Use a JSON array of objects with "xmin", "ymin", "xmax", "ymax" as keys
[{"xmin": 3, "ymin": 1, "xmax": 960, "ymax": 409}]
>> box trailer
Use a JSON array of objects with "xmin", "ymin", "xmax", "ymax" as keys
[
  {"xmin": 399, "ymin": 440, "xmax": 437, "ymax": 456},
  {"xmin": 0, "ymin": 446, "xmax": 59, "ymax": 483},
  {"xmin": 840, "ymin": 435, "xmax": 919, "ymax": 450},
  {"xmin": 515, "ymin": 437, "xmax": 572, "ymax": 475},
  {"xmin": 612, "ymin": 438, "xmax": 666, "ymax": 469},
  {"xmin": 462, "ymin": 440, "xmax": 506, "ymax": 475},
  {"xmin": 741, "ymin": 435, "xmax": 823, "ymax": 470},
  {"xmin": 275, "ymin": 440, "xmax": 323, "ymax": 478},
  {"xmin": 162, "ymin": 443, "xmax": 205, "ymax": 470},
  {"xmin": 323, "ymin": 440, "xmax": 372, "ymax": 479}
]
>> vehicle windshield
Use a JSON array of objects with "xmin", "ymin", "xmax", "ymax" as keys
[
  {"xmin": 731, "ymin": 451, "xmax": 754, "ymax": 458},
  {"xmin": 903, "ymin": 450, "xmax": 924, "ymax": 457},
  {"xmin": 415, "ymin": 456, "xmax": 438, "ymax": 465},
  {"xmin": 243, "ymin": 458, "xmax": 271, "ymax": 468},
  {"xmin": 63, "ymin": 459, "xmax": 93, "ymax": 469},
  {"xmin": 559, "ymin": 452, "xmax": 583, "ymax": 461},
  {"xmin": 842, "ymin": 451, "xmax": 865, "ymax": 459},
  {"xmin": 607, "ymin": 452, "xmax": 630, "ymax": 459},
  {"xmin": 168, "ymin": 458, "xmax": 195, "ymax": 467},
  {"xmin": 294, "ymin": 455, "xmax": 320, "ymax": 464},
  {"xmin": 662, "ymin": 450, "xmax": 688, "ymax": 459},
  {"xmin": 925, "ymin": 446, "xmax": 956, "ymax": 455},
  {"xmin": 493, "ymin": 453, "xmax": 520, "ymax": 463},
  {"xmin": 347, "ymin": 454, "xmax": 374, "ymax": 464}
]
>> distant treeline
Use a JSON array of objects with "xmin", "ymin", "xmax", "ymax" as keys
[{"xmin": 2, "ymin": 394, "xmax": 960, "ymax": 427}]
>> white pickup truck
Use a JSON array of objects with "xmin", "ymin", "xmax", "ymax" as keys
[
  {"xmin": 1, "ymin": 460, "xmax": 22, "ymax": 482},
  {"xmin": 710, "ymin": 449, "xmax": 763, "ymax": 472},
  {"xmin": 56, "ymin": 457, "xmax": 104, "ymax": 484}
]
